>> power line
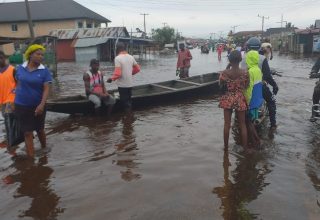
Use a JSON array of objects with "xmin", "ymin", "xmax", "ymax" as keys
[{"xmin": 84, "ymin": 0, "xmax": 312, "ymax": 11}]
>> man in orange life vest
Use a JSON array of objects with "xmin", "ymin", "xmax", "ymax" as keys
[
  {"xmin": 0, "ymin": 50, "xmax": 16, "ymax": 152},
  {"xmin": 0, "ymin": 50, "xmax": 16, "ymax": 116}
]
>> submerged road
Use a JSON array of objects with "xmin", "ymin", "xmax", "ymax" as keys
[{"xmin": 0, "ymin": 49, "xmax": 320, "ymax": 220}]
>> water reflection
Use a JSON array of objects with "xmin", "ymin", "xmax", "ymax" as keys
[
  {"xmin": 4, "ymin": 157, "xmax": 64, "ymax": 220},
  {"xmin": 213, "ymin": 148, "xmax": 272, "ymax": 220},
  {"xmin": 306, "ymin": 131, "xmax": 320, "ymax": 208},
  {"xmin": 113, "ymin": 113, "xmax": 141, "ymax": 182}
]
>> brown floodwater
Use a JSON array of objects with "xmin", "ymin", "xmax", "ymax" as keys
[{"xmin": 1, "ymin": 50, "xmax": 320, "ymax": 220}]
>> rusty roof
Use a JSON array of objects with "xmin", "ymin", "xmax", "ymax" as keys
[{"xmin": 294, "ymin": 28, "xmax": 320, "ymax": 35}]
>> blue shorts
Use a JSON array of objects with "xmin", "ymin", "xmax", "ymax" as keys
[{"xmin": 248, "ymin": 108, "xmax": 259, "ymax": 121}]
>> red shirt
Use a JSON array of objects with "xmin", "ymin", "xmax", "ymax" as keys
[{"xmin": 177, "ymin": 49, "xmax": 192, "ymax": 68}]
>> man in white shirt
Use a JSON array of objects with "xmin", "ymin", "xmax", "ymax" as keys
[
  {"xmin": 260, "ymin": 39, "xmax": 273, "ymax": 60},
  {"xmin": 107, "ymin": 42, "xmax": 140, "ymax": 110}
]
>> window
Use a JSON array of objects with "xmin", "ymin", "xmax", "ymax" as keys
[
  {"xmin": 86, "ymin": 23, "xmax": 92, "ymax": 28},
  {"xmin": 77, "ymin": 21, "xmax": 83, "ymax": 28},
  {"xmin": 11, "ymin": 24, "xmax": 18, "ymax": 32}
]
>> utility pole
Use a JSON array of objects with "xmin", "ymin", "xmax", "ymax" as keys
[
  {"xmin": 258, "ymin": 14, "xmax": 269, "ymax": 34},
  {"xmin": 231, "ymin": 25, "xmax": 239, "ymax": 34},
  {"xmin": 140, "ymin": 13, "xmax": 149, "ymax": 38},
  {"xmin": 277, "ymin": 14, "xmax": 288, "ymax": 28},
  {"xmin": 219, "ymin": 31, "xmax": 224, "ymax": 39},
  {"xmin": 162, "ymin": 22, "xmax": 167, "ymax": 27},
  {"xmin": 25, "ymin": 0, "xmax": 35, "ymax": 39}
]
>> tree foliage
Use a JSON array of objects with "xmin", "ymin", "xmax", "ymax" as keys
[{"xmin": 152, "ymin": 26, "xmax": 180, "ymax": 47}]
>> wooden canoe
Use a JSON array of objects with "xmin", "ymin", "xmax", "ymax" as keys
[{"xmin": 46, "ymin": 72, "xmax": 220, "ymax": 114}]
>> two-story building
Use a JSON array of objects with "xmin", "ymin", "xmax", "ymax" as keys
[{"xmin": 0, "ymin": 0, "xmax": 111, "ymax": 54}]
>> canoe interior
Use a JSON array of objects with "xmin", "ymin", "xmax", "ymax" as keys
[
  {"xmin": 47, "ymin": 72, "xmax": 220, "ymax": 114},
  {"xmin": 186, "ymin": 72, "xmax": 220, "ymax": 83},
  {"xmin": 48, "ymin": 73, "xmax": 219, "ymax": 102},
  {"xmin": 131, "ymin": 72, "xmax": 220, "ymax": 97},
  {"xmin": 48, "ymin": 95, "xmax": 88, "ymax": 103}
]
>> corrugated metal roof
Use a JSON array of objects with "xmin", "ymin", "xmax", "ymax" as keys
[
  {"xmin": 74, "ymin": 37, "xmax": 109, "ymax": 47},
  {"xmin": 49, "ymin": 27, "xmax": 129, "ymax": 40},
  {"xmin": 233, "ymin": 31, "xmax": 263, "ymax": 37},
  {"xmin": 294, "ymin": 28, "xmax": 320, "ymax": 35},
  {"xmin": 0, "ymin": 0, "xmax": 110, "ymax": 23},
  {"xmin": 164, "ymin": 44, "xmax": 174, "ymax": 48}
]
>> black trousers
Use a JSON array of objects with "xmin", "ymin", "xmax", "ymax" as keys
[
  {"xmin": 118, "ymin": 87, "xmax": 132, "ymax": 110},
  {"xmin": 313, "ymin": 81, "xmax": 320, "ymax": 105},
  {"xmin": 263, "ymin": 84, "xmax": 277, "ymax": 127}
]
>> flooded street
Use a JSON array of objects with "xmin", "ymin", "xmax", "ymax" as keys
[{"xmin": 1, "ymin": 49, "xmax": 320, "ymax": 220}]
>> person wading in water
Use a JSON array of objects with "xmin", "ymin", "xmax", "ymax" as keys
[
  {"xmin": 176, "ymin": 43, "xmax": 192, "ymax": 78},
  {"xmin": 14, "ymin": 44, "xmax": 52, "ymax": 158},
  {"xmin": 107, "ymin": 42, "xmax": 140, "ymax": 111},
  {"xmin": 219, "ymin": 50, "xmax": 249, "ymax": 149},
  {"xmin": 0, "ymin": 50, "xmax": 17, "ymax": 155}
]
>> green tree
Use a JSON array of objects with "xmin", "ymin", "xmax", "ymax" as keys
[{"xmin": 152, "ymin": 26, "xmax": 176, "ymax": 47}]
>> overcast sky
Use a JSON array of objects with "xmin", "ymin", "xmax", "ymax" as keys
[{"xmin": 3, "ymin": 0, "xmax": 320, "ymax": 38}]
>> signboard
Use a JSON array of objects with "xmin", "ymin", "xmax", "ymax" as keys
[
  {"xmin": 313, "ymin": 35, "xmax": 320, "ymax": 53},
  {"xmin": 315, "ymin": 20, "xmax": 320, "ymax": 29}
]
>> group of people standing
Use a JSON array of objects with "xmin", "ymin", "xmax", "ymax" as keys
[
  {"xmin": 218, "ymin": 37, "xmax": 279, "ymax": 150},
  {"xmin": 0, "ymin": 42, "xmax": 140, "ymax": 158}
]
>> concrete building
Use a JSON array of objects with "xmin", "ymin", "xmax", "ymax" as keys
[
  {"xmin": 265, "ymin": 27, "xmax": 296, "ymax": 52},
  {"xmin": 0, "ymin": 0, "xmax": 110, "ymax": 54}
]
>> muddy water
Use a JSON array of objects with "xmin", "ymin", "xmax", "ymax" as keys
[{"xmin": 1, "ymin": 50, "xmax": 320, "ymax": 220}]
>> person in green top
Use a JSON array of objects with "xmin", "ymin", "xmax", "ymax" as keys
[{"xmin": 244, "ymin": 50, "xmax": 263, "ymax": 147}]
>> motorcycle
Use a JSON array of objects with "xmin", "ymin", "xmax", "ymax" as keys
[
  {"xmin": 254, "ymin": 69, "xmax": 282, "ymax": 127},
  {"xmin": 309, "ymin": 72, "xmax": 320, "ymax": 122}
]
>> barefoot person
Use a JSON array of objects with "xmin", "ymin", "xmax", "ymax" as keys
[
  {"xmin": 219, "ymin": 50, "xmax": 249, "ymax": 148},
  {"xmin": 176, "ymin": 43, "xmax": 192, "ymax": 78},
  {"xmin": 0, "ymin": 50, "xmax": 17, "ymax": 154},
  {"xmin": 14, "ymin": 44, "xmax": 52, "ymax": 158},
  {"xmin": 0, "ymin": 51, "xmax": 15, "ymax": 114},
  {"xmin": 83, "ymin": 59, "xmax": 115, "ymax": 116},
  {"xmin": 217, "ymin": 44, "xmax": 224, "ymax": 61}
]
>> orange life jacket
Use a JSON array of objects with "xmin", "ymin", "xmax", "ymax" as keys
[{"xmin": 0, "ymin": 65, "xmax": 16, "ymax": 104}]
